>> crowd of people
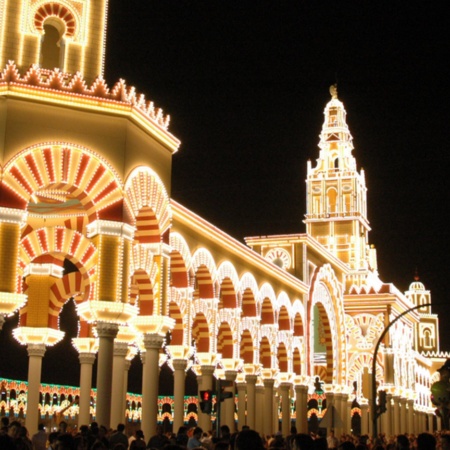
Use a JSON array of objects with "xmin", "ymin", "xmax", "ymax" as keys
[{"xmin": 1, "ymin": 416, "xmax": 450, "ymax": 450}]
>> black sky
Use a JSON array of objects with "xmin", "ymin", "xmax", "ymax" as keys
[{"xmin": 1, "ymin": 1, "xmax": 449, "ymax": 393}]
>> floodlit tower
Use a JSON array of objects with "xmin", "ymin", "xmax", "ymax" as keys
[
  {"xmin": 305, "ymin": 85, "xmax": 375, "ymax": 272},
  {"xmin": 0, "ymin": 0, "xmax": 108, "ymax": 83},
  {"xmin": 406, "ymin": 276, "xmax": 439, "ymax": 354}
]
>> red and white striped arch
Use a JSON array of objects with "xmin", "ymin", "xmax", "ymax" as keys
[
  {"xmin": 347, "ymin": 351, "xmax": 384, "ymax": 385},
  {"xmin": 19, "ymin": 227, "xmax": 97, "ymax": 282},
  {"xmin": 168, "ymin": 288, "xmax": 187, "ymax": 345},
  {"xmin": 308, "ymin": 264, "xmax": 347, "ymax": 385},
  {"xmin": 48, "ymin": 272, "xmax": 87, "ymax": 329},
  {"xmin": 2, "ymin": 144, "xmax": 123, "ymax": 222},
  {"xmin": 125, "ymin": 167, "xmax": 171, "ymax": 244},
  {"xmin": 169, "ymin": 233, "xmax": 192, "ymax": 289},
  {"xmin": 192, "ymin": 312, "xmax": 210, "ymax": 353},
  {"xmin": 239, "ymin": 273, "xmax": 258, "ymax": 316},
  {"xmin": 217, "ymin": 321, "xmax": 234, "ymax": 359},
  {"xmin": 217, "ymin": 262, "xmax": 239, "ymax": 309},
  {"xmin": 33, "ymin": 2, "xmax": 79, "ymax": 38},
  {"xmin": 258, "ymin": 283, "xmax": 276, "ymax": 318},
  {"xmin": 191, "ymin": 249, "xmax": 216, "ymax": 299}
]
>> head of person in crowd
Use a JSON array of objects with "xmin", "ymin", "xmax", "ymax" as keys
[
  {"xmin": 235, "ymin": 429, "xmax": 265, "ymax": 450},
  {"xmin": 292, "ymin": 433, "xmax": 315, "ymax": 450},
  {"xmin": 397, "ymin": 434, "xmax": 410, "ymax": 450},
  {"xmin": 339, "ymin": 441, "xmax": 357, "ymax": 450},
  {"xmin": 417, "ymin": 433, "xmax": 437, "ymax": 450}
]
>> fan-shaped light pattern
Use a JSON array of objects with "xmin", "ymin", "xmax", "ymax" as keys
[
  {"xmin": 34, "ymin": 3, "xmax": 78, "ymax": 37},
  {"xmin": 217, "ymin": 322, "xmax": 233, "ymax": 359},
  {"xmin": 261, "ymin": 297, "xmax": 275, "ymax": 325},
  {"xmin": 347, "ymin": 352, "xmax": 383, "ymax": 384},
  {"xmin": 259, "ymin": 336, "xmax": 272, "ymax": 369},
  {"xmin": 48, "ymin": 272, "xmax": 87, "ymax": 328},
  {"xmin": 239, "ymin": 329, "xmax": 254, "ymax": 364},
  {"xmin": 130, "ymin": 269, "xmax": 154, "ymax": 316},
  {"xmin": 125, "ymin": 167, "xmax": 171, "ymax": 242},
  {"xmin": 293, "ymin": 347, "xmax": 301, "ymax": 375},
  {"xmin": 168, "ymin": 300, "xmax": 184, "ymax": 345},
  {"xmin": 277, "ymin": 342, "xmax": 288, "ymax": 372},
  {"xmin": 314, "ymin": 365, "xmax": 328, "ymax": 381},
  {"xmin": 242, "ymin": 287, "xmax": 257, "ymax": 317},
  {"xmin": 192, "ymin": 313, "xmax": 209, "ymax": 353},
  {"xmin": 278, "ymin": 305, "xmax": 290, "ymax": 331},
  {"xmin": 219, "ymin": 277, "xmax": 237, "ymax": 309},
  {"xmin": 19, "ymin": 227, "xmax": 97, "ymax": 281},
  {"xmin": 3, "ymin": 144, "xmax": 123, "ymax": 221}
]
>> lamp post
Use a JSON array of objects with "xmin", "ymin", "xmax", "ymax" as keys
[{"xmin": 371, "ymin": 303, "xmax": 431, "ymax": 440}]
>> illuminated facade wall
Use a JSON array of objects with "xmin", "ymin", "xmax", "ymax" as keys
[{"xmin": 0, "ymin": 0, "xmax": 446, "ymax": 436}]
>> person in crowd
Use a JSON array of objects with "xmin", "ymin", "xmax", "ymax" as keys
[
  {"xmin": 328, "ymin": 431, "xmax": 339, "ymax": 449},
  {"xmin": 292, "ymin": 433, "xmax": 315, "ymax": 450},
  {"xmin": 234, "ymin": 429, "xmax": 264, "ymax": 450},
  {"xmin": 109, "ymin": 424, "xmax": 128, "ymax": 449},
  {"xmin": 417, "ymin": 433, "xmax": 436, "ymax": 450},
  {"xmin": 187, "ymin": 427, "xmax": 203, "ymax": 449},
  {"xmin": 147, "ymin": 425, "xmax": 169, "ymax": 449},
  {"xmin": 32, "ymin": 423, "xmax": 48, "ymax": 450},
  {"xmin": 130, "ymin": 430, "xmax": 146, "ymax": 450}
]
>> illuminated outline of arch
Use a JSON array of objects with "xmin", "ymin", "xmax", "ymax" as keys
[
  {"xmin": 3, "ymin": 143, "xmax": 123, "ymax": 222},
  {"xmin": 125, "ymin": 167, "xmax": 171, "ymax": 242},
  {"xmin": 33, "ymin": 2, "xmax": 79, "ymax": 38}
]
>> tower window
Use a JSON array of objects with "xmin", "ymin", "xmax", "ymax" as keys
[{"xmin": 41, "ymin": 21, "xmax": 65, "ymax": 70}]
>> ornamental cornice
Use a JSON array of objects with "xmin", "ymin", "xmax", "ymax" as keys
[{"xmin": 0, "ymin": 63, "xmax": 180, "ymax": 152}]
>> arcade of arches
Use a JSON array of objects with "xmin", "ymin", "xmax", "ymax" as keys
[{"xmin": 0, "ymin": 0, "xmax": 447, "ymax": 441}]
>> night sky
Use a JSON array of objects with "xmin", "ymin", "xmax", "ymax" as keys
[{"xmin": 1, "ymin": 1, "xmax": 449, "ymax": 394}]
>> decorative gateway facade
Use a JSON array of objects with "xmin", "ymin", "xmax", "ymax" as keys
[{"xmin": 0, "ymin": 0, "xmax": 446, "ymax": 440}]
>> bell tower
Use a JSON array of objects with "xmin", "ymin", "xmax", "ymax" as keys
[
  {"xmin": 0, "ymin": 0, "xmax": 108, "ymax": 83},
  {"xmin": 305, "ymin": 86, "xmax": 375, "ymax": 271}
]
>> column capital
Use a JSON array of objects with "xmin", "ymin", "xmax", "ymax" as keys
[
  {"xmin": 225, "ymin": 370, "xmax": 238, "ymax": 381},
  {"xmin": 263, "ymin": 378, "xmax": 276, "ymax": 389},
  {"xmin": 245, "ymin": 374, "xmax": 258, "ymax": 385},
  {"xmin": 79, "ymin": 352, "xmax": 96, "ymax": 365},
  {"xmin": 279, "ymin": 382, "xmax": 292, "ymax": 390},
  {"xmin": 199, "ymin": 365, "xmax": 216, "ymax": 377},
  {"xmin": 27, "ymin": 343, "xmax": 46, "ymax": 357},
  {"xmin": 294, "ymin": 384, "xmax": 309, "ymax": 394},
  {"xmin": 172, "ymin": 359, "xmax": 188, "ymax": 372},
  {"xmin": 113, "ymin": 341, "xmax": 129, "ymax": 357},
  {"xmin": 143, "ymin": 333, "xmax": 165, "ymax": 350},
  {"xmin": 96, "ymin": 321, "xmax": 119, "ymax": 338}
]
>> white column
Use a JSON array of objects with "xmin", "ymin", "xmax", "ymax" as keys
[
  {"xmin": 280, "ymin": 383, "xmax": 292, "ymax": 437},
  {"xmin": 361, "ymin": 402, "xmax": 369, "ymax": 435},
  {"xmin": 123, "ymin": 359, "xmax": 131, "ymax": 418},
  {"xmin": 392, "ymin": 395, "xmax": 400, "ymax": 435},
  {"xmin": 224, "ymin": 371, "xmax": 237, "ymax": 432},
  {"xmin": 245, "ymin": 374, "xmax": 257, "ymax": 429},
  {"xmin": 95, "ymin": 321, "xmax": 118, "ymax": 428},
  {"xmin": 141, "ymin": 334, "xmax": 164, "ymax": 439},
  {"xmin": 428, "ymin": 412, "xmax": 434, "ymax": 433},
  {"xmin": 383, "ymin": 393, "xmax": 392, "ymax": 437},
  {"xmin": 236, "ymin": 381, "xmax": 246, "ymax": 430},
  {"xmin": 172, "ymin": 359, "xmax": 188, "ymax": 432},
  {"xmin": 198, "ymin": 365, "xmax": 215, "ymax": 432},
  {"xmin": 25, "ymin": 343, "xmax": 46, "ymax": 434},
  {"xmin": 400, "ymin": 397, "xmax": 407, "ymax": 433},
  {"xmin": 407, "ymin": 399, "xmax": 414, "ymax": 434},
  {"xmin": 78, "ymin": 352, "xmax": 96, "ymax": 427},
  {"xmin": 295, "ymin": 385, "xmax": 308, "ymax": 433},
  {"xmin": 255, "ymin": 385, "xmax": 265, "ymax": 434},
  {"xmin": 340, "ymin": 393, "xmax": 349, "ymax": 435},
  {"xmin": 110, "ymin": 341, "xmax": 129, "ymax": 427},
  {"xmin": 263, "ymin": 378, "xmax": 275, "ymax": 435}
]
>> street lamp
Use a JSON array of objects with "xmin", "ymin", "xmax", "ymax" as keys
[{"xmin": 371, "ymin": 303, "xmax": 432, "ymax": 440}]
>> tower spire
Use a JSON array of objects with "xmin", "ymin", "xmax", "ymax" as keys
[{"xmin": 305, "ymin": 87, "xmax": 373, "ymax": 271}]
